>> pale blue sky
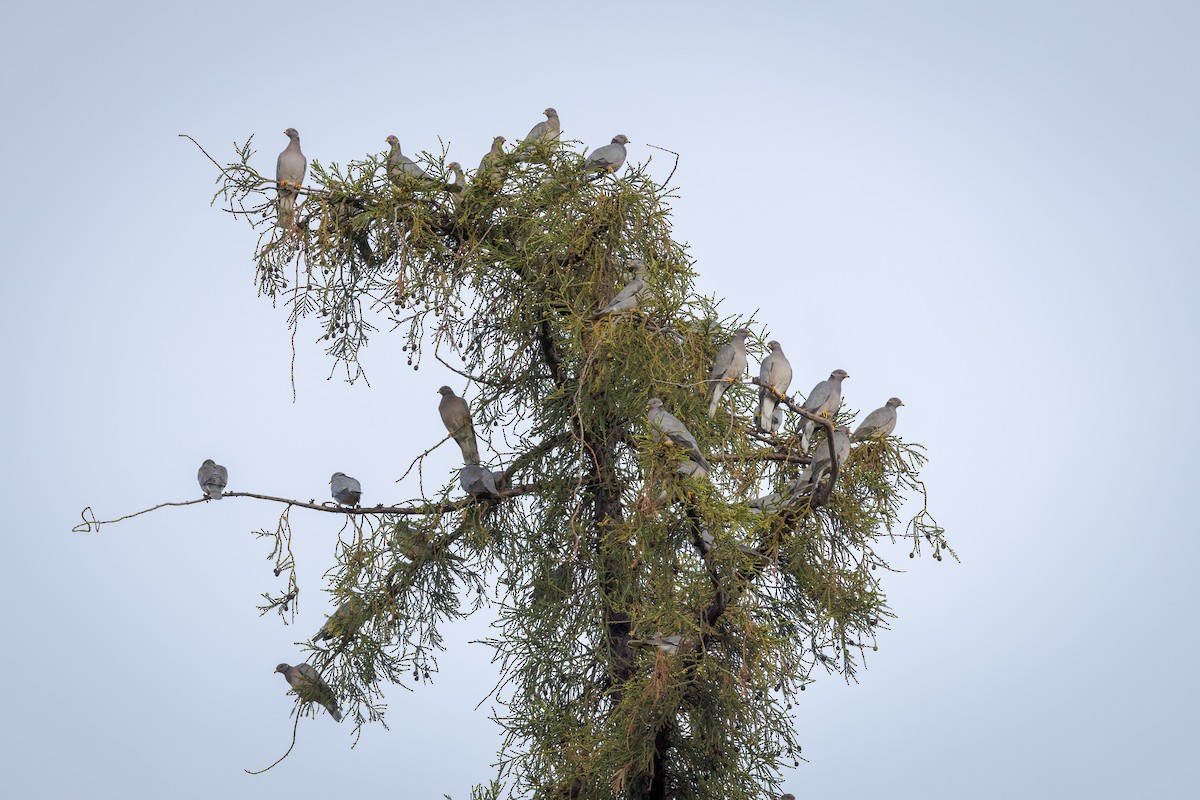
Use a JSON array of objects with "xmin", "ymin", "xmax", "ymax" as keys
[{"xmin": 2, "ymin": 1, "xmax": 1196, "ymax": 797}]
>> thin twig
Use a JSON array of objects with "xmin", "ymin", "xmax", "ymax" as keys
[{"xmin": 244, "ymin": 711, "xmax": 301, "ymax": 775}]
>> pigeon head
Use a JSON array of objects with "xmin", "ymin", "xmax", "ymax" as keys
[
  {"xmin": 733, "ymin": 328, "xmax": 749, "ymax": 340},
  {"xmin": 611, "ymin": 134, "xmax": 630, "ymax": 145},
  {"xmin": 830, "ymin": 369, "xmax": 849, "ymax": 381},
  {"xmin": 201, "ymin": 458, "xmax": 216, "ymax": 467},
  {"xmin": 887, "ymin": 397, "xmax": 904, "ymax": 408},
  {"xmin": 385, "ymin": 134, "xmax": 400, "ymax": 148},
  {"xmin": 647, "ymin": 398, "xmax": 663, "ymax": 411},
  {"xmin": 437, "ymin": 385, "xmax": 454, "ymax": 396},
  {"xmin": 330, "ymin": 472, "xmax": 347, "ymax": 484},
  {"xmin": 274, "ymin": 663, "xmax": 291, "ymax": 674},
  {"xmin": 283, "ymin": 128, "xmax": 299, "ymax": 139},
  {"xmin": 493, "ymin": 136, "xmax": 506, "ymax": 146},
  {"xmin": 768, "ymin": 340, "xmax": 782, "ymax": 351},
  {"xmin": 544, "ymin": 107, "xmax": 557, "ymax": 117},
  {"xmin": 447, "ymin": 161, "xmax": 462, "ymax": 171}
]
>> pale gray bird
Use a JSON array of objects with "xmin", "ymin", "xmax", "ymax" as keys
[
  {"xmin": 385, "ymin": 135, "xmax": 436, "ymax": 183},
  {"xmin": 275, "ymin": 663, "xmax": 343, "ymax": 722},
  {"xmin": 521, "ymin": 107, "xmax": 561, "ymax": 147},
  {"xmin": 314, "ymin": 597, "xmax": 362, "ymax": 642},
  {"xmin": 276, "ymin": 128, "xmax": 307, "ymax": 229},
  {"xmin": 853, "ymin": 397, "xmax": 904, "ymax": 441},
  {"xmin": 197, "ymin": 459, "xmax": 228, "ymax": 499},
  {"xmin": 647, "ymin": 398, "xmax": 712, "ymax": 471},
  {"xmin": 595, "ymin": 258, "xmax": 648, "ymax": 316},
  {"xmin": 459, "ymin": 464, "xmax": 500, "ymax": 498},
  {"xmin": 757, "ymin": 340, "xmax": 793, "ymax": 432},
  {"xmin": 628, "ymin": 634, "xmax": 686, "ymax": 655},
  {"xmin": 329, "ymin": 472, "xmax": 362, "ymax": 507},
  {"xmin": 800, "ymin": 369, "xmax": 849, "ymax": 450},
  {"xmin": 676, "ymin": 459, "xmax": 709, "ymax": 479},
  {"xmin": 476, "ymin": 135, "xmax": 507, "ymax": 190},
  {"xmin": 584, "ymin": 134, "xmax": 630, "ymax": 173},
  {"xmin": 446, "ymin": 161, "xmax": 465, "ymax": 208},
  {"xmin": 438, "ymin": 386, "xmax": 481, "ymax": 465},
  {"xmin": 705, "ymin": 329, "xmax": 750, "ymax": 418}
]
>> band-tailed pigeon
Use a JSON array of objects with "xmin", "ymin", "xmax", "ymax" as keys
[
  {"xmin": 757, "ymin": 340, "xmax": 793, "ymax": 432},
  {"xmin": 853, "ymin": 397, "xmax": 904, "ymax": 440},
  {"xmin": 705, "ymin": 329, "xmax": 749, "ymax": 418},
  {"xmin": 800, "ymin": 369, "xmax": 849, "ymax": 450},
  {"xmin": 330, "ymin": 472, "xmax": 362, "ymax": 507},
  {"xmin": 385, "ymin": 135, "xmax": 436, "ymax": 184},
  {"xmin": 197, "ymin": 459, "xmax": 228, "ymax": 499},
  {"xmin": 596, "ymin": 258, "xmax": 648, "ymax": 316},
  {"xmin": 789, "ymin": 424, "xmax": 852, "ymax": 498},
  {"xmin": 521, "ymin": 107, "xmax": 560, "ymax": 147},
  {"xmin": 446, "ymin": 161, "xmax": 465, "ymax": 208},
  {"xmin": 459, "ymin": 464, "xmax": 500, "ymax": 498},
  {"xmin": 476, "ymin": 136, "xmax": 507, "ymax": 191},
  {"xmin": 314, "ymin": 597, "xmax": 362, "ymax": 642},
  {"xmin": 438, "ymin": 386, "xmax": 481, "ymax": 464},
  {"xmin": 276, "ymin": 128, "xmax": 306, "ymax": 229},
  {"xmin": 275, "ymin": 662, "xmax": 343, "ymax": 722},
  {"xmin": 584, "ymin": 134, "xmax": 630, "ymax": 173},
  {"xmin": 647, "ymin": 398, "xmax": 711, "ymax": 471}
]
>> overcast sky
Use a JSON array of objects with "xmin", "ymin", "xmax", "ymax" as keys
[{"xmin": 2, "ymin": 1, "xmax": 1196, "ymax": 797}]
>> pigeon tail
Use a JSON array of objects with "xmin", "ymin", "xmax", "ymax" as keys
[
  {"xmin": 454, "ymin": 429, "xmax": 481, "ymax": 465},
  {"xmin": 327, "ymin": 704, "xmax": 343, "ymax": 722}
]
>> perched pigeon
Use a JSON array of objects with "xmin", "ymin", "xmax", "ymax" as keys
[
  {"xmin": 584, "ymin": 134, "xmax": 630, "ymax": 173},
  {"xmin": 476, "ymin": 135, "xmax": 507, "ymax": 190},
  {"xmin": 628, "ymin": 634, "xmax": 686, "ymax": 655},
  {"xmin": 197, "ymin": 459, "xmax": 228, "ymax": 499},
  {"xmin": 446, "ymin": 161, "xmax": 465, "ymax": 208},
  {"xmin": 385, "ymin": 135, "xmax": 436, "ymax": 183},
  {"xmin": 698, "ymin": 527, "xmax": 766, "ymax": 562},
  {"xmin": 438, "ymin": 386, "xmax": 481, "ymax": 465},
  {"xmin": 459, "ymin": 464, "xmax": 500, "ymax": 498},
  {"xmin": 595, "ymin": 258, "xmax": 649, "ymax": 316},
  {"xmin": 853, "ymin": 397, "xmax": 904, "ymax": 441},
  {"xmin": 676, "ymin": 459, "xmax": 709, "ymax": 479},
  {"xmin": 705, "ymin": 329, "xmax": 750, "ymax": 418},
  {"xmin": 521, "ymin": 107, "xmax": 561, "ymax": 147},
  {"xmin": 647, "ymin": 398, "xmax": 712, "ymax": 471},
  {"xmin": 800, "ymin": 369, "xmax": 849, "ymax": 450},
  {"xmin": 314, "ymin": 597, "xmax": 362, "ymax": 642},
  {"xmin": 757, "ymin": 341, "xmax": 793, "ymax": 432},
  {"xmin": 276, "ymin": 128, "xmax": 306, "ymax": 229},
  {"xmin": 275, "ymin": 663, "xmax": 343, "ymax": 722},
  {"xmin": 330, "ymin": 472, "xmax": 362, "ymax": 507}
]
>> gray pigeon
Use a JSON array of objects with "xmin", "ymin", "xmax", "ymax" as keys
[
  {"xmin": 676, "ymin": 459, "xmax": 709, "ymax": 479},
  {"xmin": 314, "ymin": 597, "xmax": 362, "ymax": 642},
  {"xmin": 595, "ymin": 258, "xmax": 648, "ymax": 316},
  {"xmin": 446, "ymin": 161, "xmax": 465, "ymax": 208},
  {"xmin": 197, "ymin": 459, "xmax": 228, "ymax": 499},
  {"xmin": 276, "ymin": 128, "xmax": 307, "ymax": 229},
  {"xmin": 647, "ymin": 398, "xmax": 712, "ymax": 471},
  {"xmin": 329, "ymin": 472, "xmax": 362, "ymax": 507},
  {"xmin": 476, "ymin": 136, "xmax": 507, "ymax": 191},
  {"xmin": 385, "ymin": 135, "xmax": 436, "ymax": 183},
  {"xmin": 521, "ymin": 107, "xmax": 561, "ymax": 147},
  {"xmin": 275, "ymin": 663, "xmax": 343, "ymax": 722},
  {"xmin": 628, "ymin": 634, "xmax": 686, "ymax": 655},
  {"xmin": 438, "ymin": 386, "xmax": 481, "ymax": 465},
  {"xmin": 459, "ymin": 464, "xmax": 500, "ymax": 498},
  {"xmin": 800, "ymin": 369, "xmax": 849, "ymax": 450},
  {"xmin": 757, "ymin": 340, "xmax": 793, "ymax": 432},
  {"xmin": 853, "ymin": 397, "xmax": 904, "ymax": 441},
  {"xmin": 584, "ymin": 134, "xmax": 630, "ymax": 173},
  {"xmin": 705, "ymin": 329, "xmax": 750, "ymax": 418}
]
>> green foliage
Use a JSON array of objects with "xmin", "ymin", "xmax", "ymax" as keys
[{"xmin": 203, "ymin": 133, "xmax": 950, "ymax": 799}]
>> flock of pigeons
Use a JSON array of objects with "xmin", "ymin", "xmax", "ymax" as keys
[
  {"xmin": 221, "ymin": 110, "xmax": 906, "ymax": 727},
  {"xmin": 273, "ymin": 107, "xmax": 632, "ymax": 228}
]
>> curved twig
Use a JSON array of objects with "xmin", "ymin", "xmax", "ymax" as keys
[{"xmin": 244, "ymin": 711, "xmax": 301, "ymax": 775}]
